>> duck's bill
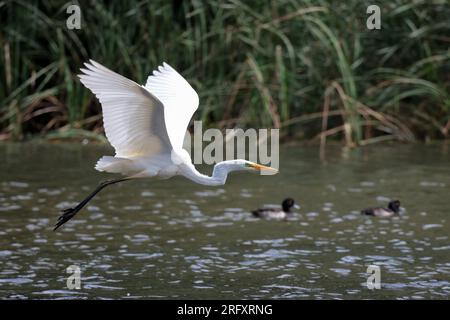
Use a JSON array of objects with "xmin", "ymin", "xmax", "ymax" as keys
[
  {"xmin": 294, "ymin": 204, "xmax": 301, "ymax": 209},
  {"xmin": 248, "ymin": 163, "xmax": 278, "ymax": 173}
]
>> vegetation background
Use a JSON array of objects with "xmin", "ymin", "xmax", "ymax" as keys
[{"xmin": 1, "ymin": 0, "xmax": 449, "ymax": 147}]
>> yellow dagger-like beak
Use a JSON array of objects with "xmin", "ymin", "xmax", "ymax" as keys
[{"xmin": 248, "ymin": 162, "xmax": 279, "ymax": 173}]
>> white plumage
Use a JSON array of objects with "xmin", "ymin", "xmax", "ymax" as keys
[
  {"xmin": 145, "ymin": 62, "xmax": 199, "ymax": 151},
  {"xmin": 54, "ymin": 60, "xmax": 277, "ymax": 230},
  {"xmin": 79, "ymin": 60, "xmax": 195, "ymax": 178}
]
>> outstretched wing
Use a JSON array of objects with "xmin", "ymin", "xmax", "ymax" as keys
[
  {"xmin": 78, "ymin": 60, "xmax": 172, "ymax": 158},
  {"xmin": 144, "ymin": 63, "xmax": 199, "ymax": 151}
]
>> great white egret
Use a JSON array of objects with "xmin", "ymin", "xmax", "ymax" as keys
[{"xmin": 54, "ymin": 60, "xmax": 277, "ymax": 230}]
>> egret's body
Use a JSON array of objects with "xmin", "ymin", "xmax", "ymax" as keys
[{"xmin": 54, "ymin": 60, "xmax": 276, "ymax": 230}]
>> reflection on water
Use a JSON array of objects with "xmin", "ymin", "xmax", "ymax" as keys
[{"xmin": 0, "ymin": 142, "xmax": 449, "ymax": 299}]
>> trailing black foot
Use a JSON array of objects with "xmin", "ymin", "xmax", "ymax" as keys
[
  {"xmin": 54, "ymin": 207, "xmax": 80, "ymax": 231},
  {"xmin": 53, "ymin": 178, "xmax": 131, "ymax": 231}
]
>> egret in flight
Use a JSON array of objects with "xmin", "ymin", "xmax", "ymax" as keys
[{"xmin": 54, "ymin": 60, "xmax": 277, "ymax": 230}]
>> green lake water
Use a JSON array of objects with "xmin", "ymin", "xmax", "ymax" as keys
[{"xmin": 0, "ymin": 142, "xmax": 449, "ymax": 299}]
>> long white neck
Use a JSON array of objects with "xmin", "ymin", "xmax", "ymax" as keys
[{"xmin": 181, "ymin": 161, "xmax": 242, "ymax": 186}]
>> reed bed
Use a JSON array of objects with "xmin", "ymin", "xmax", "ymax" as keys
[{"xmin": 1, "ymin": 0, "xmax": 449, "ymax": 145}]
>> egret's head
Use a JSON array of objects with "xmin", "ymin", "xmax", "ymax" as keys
[
  {"xmin": 213, "ymin": 160, "xmax": 278, "ymax": 177},
  {"xmin": 241, "ymin": 160, "xmax": 278, "ymax": 175},
  {"xmin": 214, "ymin": 160, "xmax": 277, "ymax": 174}
]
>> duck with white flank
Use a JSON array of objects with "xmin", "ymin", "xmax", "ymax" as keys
[
  {"xmin": 361, "ymin": 200, "xmax": 401, "ymax": 217},
  {"xmin": 252, "ymin": 198, "xmax": 300, "ymax": 220}
]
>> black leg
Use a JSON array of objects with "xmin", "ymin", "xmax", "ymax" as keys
[{"xmin": 54, "ymin": 178, "xmax": 130, "ymax": 231}]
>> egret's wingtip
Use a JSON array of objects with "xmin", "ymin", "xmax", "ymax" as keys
[
  {"xmin": 162, "ymin": 61, "xmax": 173, "ymax": 70},
  {"xmin": 83, "ymin": 59, "xmax": 101, "ymax": 70},
  {"xmin": 78, "ymin": 68, "xmax": 90, "ymax": 75}
]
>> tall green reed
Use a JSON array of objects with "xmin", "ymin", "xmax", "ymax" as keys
[{"xmin": 0, "ymin": 0, "xmax": 449, "ymax": 144}]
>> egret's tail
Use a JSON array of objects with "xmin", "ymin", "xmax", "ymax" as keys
[{"xmin": 95, "ymin": 156, "xmax": 135, "ymax": 175}]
